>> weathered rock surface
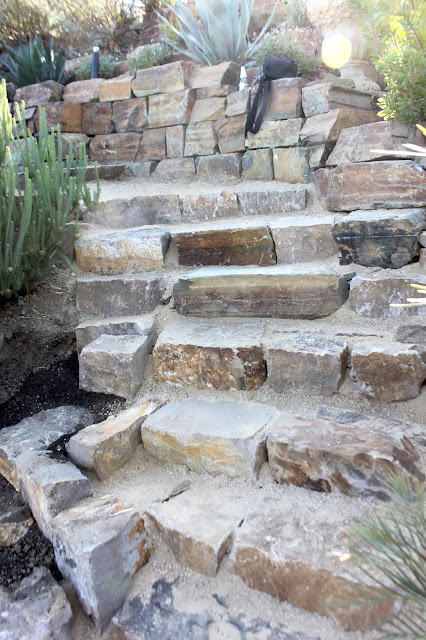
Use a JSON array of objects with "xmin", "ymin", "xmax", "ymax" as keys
[
  {"xmin": 153, "ymin": 322, "xmax": 266, "ymax": 390},
  {"xmin": 132, "ymin": 61, "xmax": 194, "ymax": 97},
  {"xmin": 126, "ymin": 161, "xmax": 158, "ymax": 178},
  {"xmin": 190, "ymin": 61, "xmax": 240, "ymax": 89},
  {"xmin": 99, "ymin": 73, "xmax": 132, "ymax": 102},
  {"xmin": 259, "ymin": 78, "xmax": 304, "ymax": 121},
  {"xmin": 190, "ymin": 97, "xmax": 226, "ymax": 123},
  {"xmin": 63, "ymin": 78, "xmax": 104, "ymax": 103},
  {"xmin": 0, "ymin": 567, "xmax": 73, "ymax": 640},
  {"xmin": 113, "ymin": 98, "xmax": 148, "ymax": 132},
  {"xmin": 173, "ymin": 266, "xmax": 348, "ymax": 319},
  {"xmin": 52, "ymin": 495, "xmax": 151, "ymax": 633},
  {"xmin": 67, "ymin": 397, "xmax": 163, "ymax": 480},
  {"xmin": 230, "ymin": 501, "xmax": 392, "ymax": 631},
  {"xmin": 196, "ymin": 153, "xmax": 242, "ymax": 179},
  {"xmin": 15, "ymin": 80, "xmax": 63, "ymax": 107},
  {"xmin": 184, "ymin": 121, "xmax": 218, "ymax": 156},
  {"xmin": 136, "ymin": 127, "xmax": 166, "ymax": 162},
  {"xmin": 246, "ymin": 118, "xmax": 303, "ymax": 149},
  {"xmin": 147, "ymin": 490, "xmax": 246, "ymax": 576},
  {"xmin": 79, "ymin": 334, "xmax": 152, "ymax": 399},
  {"xmin": 76, "ymin": 273, "xmax": 168, "ymax": 317},
  {"xmin": 0, "ymin": 406, "xmax": 91, "ymax": 490},
  {"xmin": 395, "ymin": 324, "xmax": 426, "ymax": 345},
  {"xmin": 308, "ymin": 142, "xmax": 334, "ymax": 169},
  {"xmin": 300, "ymin": 109, "xmax": 379, "ymax": 145},
  {"xmin": 332, "ymin": 208, "xmax": 426, "ymax": 267},
  {"xmin": 314, "ymin": 161, "xmax": 426, "ymax": 211},
  {"xmin": 349, "ymin": 274, "xmax": 426, "ymax": 318},
  {"xmin": 166, "ymin": 124, "xmax": 186, "ymax": 157},
  {"xmin": 81, "ymin": 102, "xmax": 113, "ymax": 135},
  {"xmin": 148, "ymin": 89, "xmax": 195, "ymax": 128},
  {"xmin": 267, "ymin": 414, "xmax": 423, "ymax": 499},
  {"xmin": 60, "ymin": 133, "xmax": 89, "ymax": 159},
  {"xmin": 226, "ymin": 87, "xmax": 250, "ymax": 117},
  {"xmin": 153, "ymin": 157, "xmax": 196, "ymax": 180},
  {"xmin": 273, "ymin": 147, "xmax": 309, "ymax": 183},
  {"xmin": 242, "ymin": 149, "xmax": 274, "ymax": 181},
  {"xmin": 75, "ymin": 228, "xmax": 170, "ymax": 274},
  {"xmin": 0, "ymin": 506, "xmax": 33, "ymax": 547},
  {"xmin": 86, "ymin": 194, "xmax": 181, "ymax": 228},
  {"xmin": 238, "ymin": 189, "xmax": 306, "ymax": 215},
  {"xmin": 89, "ymin": 133, "xmax": 141, "ymax": 164},
  {"xmin": 181, "ymin": 191, "xmax": 238, "ymax": 222},
  {"xmin": 141, "ymin": 399, "xmax": 276, "ymax": 478},
  {"xmin": 195, "ymin": 84, "xmax": 237, "ymax": 99},
  {"xmin": 270, "ymin": 216, "xmax": 337, "ymax": 263},
  {"xmin": 215, "ymin": 115, "xmax": 247, "ymax": 154},
  {"xmin": 173, "ymin": 221, "xmax": 275, "ymax": 266},
  {"xmin": 266, "ymin": 334, "xmax": 348, "ymax": 395},
  {"xmin": 350, "ymin": 342, "xmax": 426, "ymax": 402},
  {"xmin": 17, "ymin": 451, "xmax": 92, "ymax": 540},
  {"xmin": 302, "ymin": 83, "xmax": 375, "ymax": 118},
  {"xmin": 76, "ymin": 314, "xmax": 156, "ymax": 353},
  {"xmin": 35, "ymin": 102, "xmax": 82, "ymax": 133}
]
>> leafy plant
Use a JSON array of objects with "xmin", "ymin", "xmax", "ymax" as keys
[
  {"xmin": 0, "ymin": 79, "xmax": 99, "ymax": 298},
  {"xmin": 0, "ymin": 35, "xmax": 65, "ymax": 88},
  {"xmin": 156, "ymin": 0, "xmax": 278, "ymax": 66},
  {"xmin": 251, "ymin": 31, "xmax": 320, "ymax": 75},
  {"xmin": 128, "ymin": 42, "xmax": 169, "ymax": 70},
  {"xmin": 75, "ymin": 55, "xmax": 116, "ymax": 80},
  {"xmin": 280, "ymin": 0, "xmax": 311, "ymax": 28},
  {"xmin": 341, "ymin": 471, "xmax": 426, "ymax": 639}
]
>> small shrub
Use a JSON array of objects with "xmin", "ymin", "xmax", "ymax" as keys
[
  {"xmin": 128, "ymin": 43, "xmax": 169, "ymax": 70},
  {"xmin": 0, "ymin": 0, "xmax": 50, "ymax": 49},
  {"xmin": 75, "ymin": 55, "xmax": 116, "ymax": 80},
  {"xmin": 282, "ymin": 0, "xmax": 311, "ymax": 28},
  {"xmin": 252, "ymin": 31, "xmax": 321, "ymax": 75},
  {"xmin": 0, "ymin": 35, "xmax": 66, "ymax": 88}
]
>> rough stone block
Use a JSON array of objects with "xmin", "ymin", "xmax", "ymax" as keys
[
  {"xmin": 420, "ymin": 248, "xmax": 426, "ymax": 267},
  {"xmin": 273, "ymin": 147, "xmax": 309, "ymax": 183},
  {"xmin": 63, "ymin": 78, "xmax": 104, "ymax": 103},
  {"xmin": 259, "ymin": 78, "xmax": 304, "ymax": 121},
  {"xmin": 181, "ymin": 191, "xmax": 239, "ymax": 222},
  {"xmin": 126, "ymin": 161, "xmax": 158, "ymax": 178},
  {"xmin": 351, "ymin": 342, "xmax": 426, "ymax": 402},
  {"xmin": 67, "ymin": 397, "xmax": 163, "ymax": 480},
  {"xmin": 242, "ymin": 149, "xmax": 274, "ymax": 181},
  {"xmin": 166, "ymin": 125, "xmax": 186, "ymax": 158},
  {"xmin": 81, "ymin": 102, "xmax": 113, "ymax": 135},
  {"xmin": 76, "ymin": 273, "xmax": 168, "ymax": 317},
  {"xmin": 0, "ymin": 505, "xmax": 33, "ymax": 547},
  {"xmin": 14, "ymin": 80, "xmax": 63, "ymax": 107},
  {"xmin": 75, "ymin": 228, "xmax": 170, "ymax": 275},
  {"xmin": 214, "ymin": 114, "xmax": 246, "ymax": 154},
  {"xmin": 349, "ymin": 274, "xmax": 426, "ymax": 318},
  {"xmin": 270, "ymin": 216, "xmax": 337, "ymax": 263},
  {"xmin": 35, "ymin": 102, "xmax": 82, "ymax": 133},
  {"xmin": 113, "ymin": 97, "xmax": 148, "ymax": 132},
  {"xmin": 85, "ymin": 194, "xmax": 181, "ymax": 228},
  {"xmin": 0, "ymin": 406, "xmax": 91, "ymax": 490},
  {"xmin": 60, "ymin": 133, "xmax": 89, "ymax": 159},
  {"xmin": 148, "ymin": 89, "xmax": 195, "ymax": 128},
  {"xmin": 147, "ymin": 490, "xmax": 245, "ymax": 576},
  {"xmin": 196, "ymin": 153, "xmax": 241, "ymax": 179},
  {"xmin": 190, "ymin": 97, "xmax": 226, "ymax": 123},
  {"xmin": 17, "ymin": 451, "xmax": 92, "ymax": 540},
  {"xmin": 332, "ymin": 208, "xmax": 426, "ymax": 267},
  {"xmin": 132, "ymin": 61, "xmax": 194, "ymax": 97},
  {"xmin": 52, "ymin": 495, "xmax": 152, "ymax": 632},
  {"xmin": 238, "ymin": 188, "xmax": 306, "ymax": 215},
  {"xmin": 302, "ymin": 83, "xmax": 376, "ymax": 118},
  {"xmin": 395, "ymin": 324, "xmax": 426, "ymax": 345},
  {"xmin": 173, "ymin": 266, "xmax": 349, "ymax": 319},
  {"xmin": 190, "ymin": 62, "xmax": 240, "ymax": 89},
  {"xmin": 136, "ymin": 127, "xmax": 167, "ymax": 162},
  {"xmin": 184, "ymin": 121, "xmax": 218, "ymax": 156},
  {"xmin": 196, "ymin": 85, "xmax": 237, "ymax": 99},
  {"xmin": 300, "ymin": 109, "xmax": 380, "ymax": 145},
  {"xmin": 173, "ymin": 221, "xmax": 275, "ymax": 267},
  {"xmin": 315, "ymin": 161, "xmax": 426, "ymax": 211},
  {"xmin": 153, "ymin": 157, "xmax": 196, "ymax": 180},
  {"xmin": 246, "ymin": 117, "xmax": 303, "ymax": 149},
  {"xmin": 76, "ymin": 314, "xmax": 155, "ymax": 354},
  {"xmin": 153, "ymin": 322, "xmax": 266, "ymax": 390},
  {"xmin": 420, "ymin": 231, "xmax": 426, "ymax": 247},
  {"xmin": 266, "ymin": 334, "xmax": 348, "ymax": 395},
  {"xmin": 226, "ymin": 87, "xmax": 250, "ymax": 117},
  {"xmin": 141, "ymin": 399, "xmax": 276, "ymax": 478},
  {"xmin": 99, "ymin": 73, "xmax": 132, "ymax": 102},
  {"xmin": 90, "ymin": 133, "xmax": 141, "ymax": 164},
  {"xmin": 308, "ymin": 142, "xmax": 335, "ymax": 169}
]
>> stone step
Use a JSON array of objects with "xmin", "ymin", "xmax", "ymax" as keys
[
  {"xmin": 173, "ymin": 266, "xmax": 349, "ymax": 319},
  {"xmin": 75, "ymin": 228, "xmax": 170, "ymax": 275},
  {"xmin": 349, "ymin": 272, "xmax": 426, "ymax": 318},
  {"xmin": 76, "ymin": 314, "xmax": 156, "ymax": 354},
  {"xmin": 76, "ymin": 273, "xmax": 168, "ymax": 317}
]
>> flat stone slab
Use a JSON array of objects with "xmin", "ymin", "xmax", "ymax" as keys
[
  {"xmin": 79, "ymin": 334, "xmax": 152, "ymax": 399},
  {"xmin": 141, "ymin": 399, "xmax": 277, "ymax": 479},
  {"xmin": 52, "ymin": 494, "xmax": 152, "ymax": 633},
  {"xmin": 173, "ymin": 266, "xmax": 349, "ymax": 319},
  {"xmin": 75, "ymin": 228, "xmax": 170, "ymax": 275},
  {"xmin": 85, "ymin": 194, "xmax": 181, "ymax": 228},
  {"xmin": 180, "ymin": 192, "xmax": 239, "ymax": 223},
  {"xmin": 153, "ymin": 157, "xmax": 196, "ymax": 180},
  {"xmin": 349, "ymin": 274, "xmax": 426, "ymax": 318},
  {"xmin": 153, "ymin": 322, "xmax": 266, "ymax": 391},
  {"xmin": 332, "ymin": 208, "xmax": 426, "ymax": 268},
  {"xmin": 148, "ymin": 89, "xmax": 195, "ymax": 129},
  {"xmin": 300, "ymin": 108, "xmax": 379, "ymax": 145},
  {"xmin": 76, "ymin": 314, "xmax": 155, "ymax": 354},
  {"xmin": 0, "ymin": 406, "xmax": 91, "ymax": 490},
  {"xmin": 237, "ymin": 189, "xmax": 307, "ymax": 215},
  {"xmin": 76, "ymin": 273, "xmax": 168, "ymax": 317},
  {"xmin": 173, "ymin": 221, "xmax": 276, "ymax": 267},
  {"xmin": 269, "ymin": 216, "xmax": 337, "ymax": 263},
  {"xmin": 132, "ymin": 61, "xmax": 194, "ymax": 97},
  {"xmin": 395, "ymin": 324, "xmax": 426, "ymax": 345},
  {"xmin": 350, "ymin": 342, "xmax": 426, "ymax": 402},
  {"xmin": 267, "ymin": 413, "xmax": 424, "ymax": 499},
  {"xmin": 189, "ymin": 61, "xmax": 240, "ymax": 90},
  {"xmin": 67, "ymin": 397, "xmax": 164, "ymax": 480},
  {"xmin": 265, "ymin": 334, "xmax": 348, "ymax": 395},
  {"xmin": 230, "ymin": 501, "xmax": 391, "ymax": 631},
  {"xmin": 301, "ymin": 83, "xmax": 375, "ymax": 118},
  {"xmin": 196, "ymin": 153, "xmax": 242, "ymax": 180}
]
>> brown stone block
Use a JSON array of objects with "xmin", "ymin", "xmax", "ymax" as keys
[
  {"xmin": 148, "ymin": 89, "xmax": 195, "ymax": 128},
  {"xmin": 63, "ymin": 78, "xmax": 104, "ymax": 103},
  {"xmin": 196, "ymin": 153, "xmax": 242, "ymax": 179},
  {"xmin": 14, "ymin": 80, "xmax": 63, "ymax": 107},
  {"xmin": 273, "ymin": 147, "xmax": 309, "ymax": 183},
  {"xmin": 35, "ymin": 102, "xmax": 82, "ymax": 133},
  {"xmin": 166, "ymin": 125, "xmax": 186, "ymax": 158},
  {"xmin": 252, "ymin": 77, "xmax": 305, "ymax": 121},
  {"xmin": 242, "ymin": 149, "xmax": 274, "ymax": 181},
  {"xmin": 89, "ymin": 133, "xmax": 141, "ymax": 164},
  {"xmin": 190, "ymin": 62, "xmax": 240, "ymax": 89},
  {"xmin": 60, "ymin": 133, "xmax": 89, "ymax": 159},
  {"xmin": 246, "ymin": 118, "xmax": 303, "ymax": 149},
  {"xmin": 195, "ymin": 84, "xmax": 238, "ymax": 99},
  {"xmin": 82, "ymin": 102, "xmax": 113, "ymax": 135},
  {"xmin": 302, "ymin": 82, "xmax": 376, "ymax": 118},
  {"xmin": 132, "ymin": 61, "xmax": 194, "ymax": 97},
  {"xmin": 238, "ymin": 189, "xmax": 307, "ymax": 214},
  {"xmin": 112, "ymin": 98, "xmax": 148, "ymax": 132},
  {"xmin": 300, "ymin": 108, "xmax": 380, "ymax": 145},
  {"xmin": 214, "ymin": 114, "xmax": 246, "ymax": 154},
  {"xmin": 226, "ymin": 87, "xmax": 251, "ymax": 117},
  {"xmin": 136, "ymin": 128, "xmax": 166, "ymax": 162},
  {"xmin": 270, "ymin": 216, "xmax": 337, "ymax": 263},
  {"xmin": 184, "ymin": 121, "xmax": 218, "ymax": 156},
  {"xmin": 153, "ymin": 157, "xmax": 196, "ymax": 180},
  {"xmin": 99, "ymin": 73, "xmax": 132, "ymax": 102},
  {"xmin": 189, "ymin": 97, "xmax": 226, "ymax": 123},
  {"xmin": 349, "ymin": 273, "xmax": 426, "ymax": 318},
  {"xmin": 180, "ymin": 191, "xmax": 239, "ymax": 222}
]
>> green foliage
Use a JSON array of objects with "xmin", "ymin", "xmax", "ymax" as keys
[
  {"xmin": 0, "ymin": 79, "xmax": 100, "ymax": 298},
  {"xmin": 0, "ymin": 0, "xmax": 50, "ymax": 48},
  {"xmin": 0, "ymin": 35, "xmax": 65, "ymax": 88},
  {"xmin": 128, "ymin": 43, "xmax": 169, "ymax": 70},
  {"xmin": 281, "ymin": 0, "xmax": 311, "ymax": 28},
  {"xmin": 342, "ymin": 471, "xmax": 426, "ymax": 639},
  {"xmin": 156, "ymin": 0, "xmax": 277, "ymax": 66},
  {"xmin": 75, "ymin": 55, "xmax": 116, "ymax": 81},
  {"xmin": 251, "ymin": 32, "xmax": 320, "ymax": 75},
  {"xmin": 350, "ymin": 0, "xmax": 426, "ymax": 123}
]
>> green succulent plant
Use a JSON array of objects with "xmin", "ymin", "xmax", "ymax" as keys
[{"xmin": 0, "ymin": 34, "xmax": 65, "ymax": 88}]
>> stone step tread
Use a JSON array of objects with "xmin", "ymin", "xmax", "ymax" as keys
[{"xmin": 76, "ymin": 313, "xmax": 156, "ymax": 353}]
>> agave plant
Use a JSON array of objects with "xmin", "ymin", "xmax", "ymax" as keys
[
  {"xmin": 0, "ymin": 34, "xmax": 66, "ymax": 88},
  {"xmin": 156, "ymin": 0, "xmax": 277, "ymax": 66}
]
